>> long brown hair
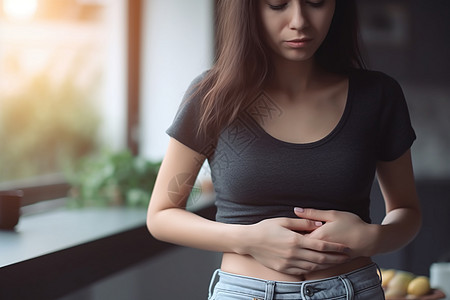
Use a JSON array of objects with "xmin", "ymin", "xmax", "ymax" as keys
[{"xmin": 192, "ymin": 0, "xmax": 364, "ymax": 138}]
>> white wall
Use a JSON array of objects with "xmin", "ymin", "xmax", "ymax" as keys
[
  {"xmin": 140, "ymin": 0, "xmax": 214, "ymax": 161},
  {"xmin": 99, "ymin": 0, "xmax": 127, "ymax": 150}
]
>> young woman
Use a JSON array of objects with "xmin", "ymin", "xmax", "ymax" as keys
[{"xmin": 147, "ymin": 0, "xmax": 421, "ymax": 299}]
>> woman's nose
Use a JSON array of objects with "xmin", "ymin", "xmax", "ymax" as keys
[{"xmin": 289, "ymin": 3, "xmax": 309, "ymax": 30}]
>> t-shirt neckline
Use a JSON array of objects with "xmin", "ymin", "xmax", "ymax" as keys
[{"xmin": 251, "ymin": 72, "xmax": 354, "ymax": 149}]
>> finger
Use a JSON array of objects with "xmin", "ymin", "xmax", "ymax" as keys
[
  {"xmin": 300, "ymin": 236, "xmax": 351, "ymax": 255},
  {"xmin": 284, "ymin": 263, "xmax": 334, "ymax": 276},
  {"xmin": 272, "ymin": 249, "xmax": 346, "ymax": 276},
  {"xmin": 293, "ymin": 207, "xmax": 334, "ymax": 222},
  {"xmin": 288, "ymin": 243, "xmax": 350, "ymax": 264},
  {"xmin": 280, "ymin": 217, "xmax": 324, "ymax": 232},
  {"xmin": 287, "ymin": 250, "xmax": 348, "ymax": 272},
  {"xmin": 299, "ymin": 249, "xmax": 349, "ymax": 265}
]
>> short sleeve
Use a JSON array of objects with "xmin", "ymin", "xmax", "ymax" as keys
[
  {"xmin": 377, "ymin": 74, "xmax": 416, "ymax": 161},
  {"xmin": 166, "ymin": 71, "xmax": 217, "ymax": 157}
]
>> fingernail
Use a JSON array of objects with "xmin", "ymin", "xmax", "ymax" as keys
[
  {"xmin": 315, "ymin": 221, "xmax": 323, "ymax": 226},
  {"xmin": 294, "ymin": 207, "xmax": 304, "ymax": 213}
]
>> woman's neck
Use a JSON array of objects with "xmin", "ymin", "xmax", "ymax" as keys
[{"xmin": 267, "ymin": 57, "xmax": 322, "ymax": 98}]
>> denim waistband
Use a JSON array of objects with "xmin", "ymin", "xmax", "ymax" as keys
[{"xmin": 209, "ymin": 263, "xmax": 382, "ymax": 300}]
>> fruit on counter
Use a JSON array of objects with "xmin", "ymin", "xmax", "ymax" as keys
[
  {"xmin": 381, "ymin": 269, "xmax": 396, "ymax": 288},
  {"xmin": 385, "ymin": 271, "xmax": 415, "ymax": 298},
  {"xmin": 407, "ymin": 276, "xmax": 431, "ymax": 297},
  {"xmin": 381, "ymin": 269, "xmax": 433, "ymax": 299}
]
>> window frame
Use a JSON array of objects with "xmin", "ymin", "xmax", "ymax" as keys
[{"xmin": 0, "ymin": 0, "xmax": 142, "ymax": 206}]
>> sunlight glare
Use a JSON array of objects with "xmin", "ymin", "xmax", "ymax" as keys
[{"xmin": 3, "ymin": 0, "xmax": 38, "ymax": 20}]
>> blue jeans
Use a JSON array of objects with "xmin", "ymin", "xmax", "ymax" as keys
[{"xmin": 208, "ymin": 263, "xmax": 385, "ymax": 300}]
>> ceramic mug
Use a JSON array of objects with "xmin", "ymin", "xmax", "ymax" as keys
[
  {"xmin": 430, "ymin": 262, "xmax": 450, "ymax": 300},
  {"xmin": 0, "ymin": 190, "xmax": 23, "ymax": 230}
]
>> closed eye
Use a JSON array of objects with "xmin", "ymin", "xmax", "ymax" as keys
[
  {"xmin": 268, "ymin": 3, "xmax": 287, "ymax": 11},
  {"xmin": 306, "ymin": 0, "xmax": 325, "ymax": 8}
]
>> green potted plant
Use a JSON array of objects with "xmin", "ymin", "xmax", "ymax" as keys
[{"xmin": 66, "ymin": 150, "xmax": 161, "ymax": 208}]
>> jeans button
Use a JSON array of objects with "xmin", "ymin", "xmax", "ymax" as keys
[{"xmin": 305, "ymin": 286, "xmax": 314, "ymax": 297}]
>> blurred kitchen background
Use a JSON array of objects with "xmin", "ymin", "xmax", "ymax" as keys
[
  {"xmin": 357, "ymin": 0, "xmax": 450, "ymax": 280},
  {"xmin": 0, "ymin": 0, "xmax": 449, "ymax": 299}
]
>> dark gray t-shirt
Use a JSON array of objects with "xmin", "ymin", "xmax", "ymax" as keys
[{"xmin": 167, "ymin": 69, "xmax": 416, "ymax": 224}]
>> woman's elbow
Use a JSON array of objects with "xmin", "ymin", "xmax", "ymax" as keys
[{"xmin": 146, "ymin": 212, "xmax": 164, "ymax": 241}]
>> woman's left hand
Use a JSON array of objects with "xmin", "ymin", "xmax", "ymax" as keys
[{"xmin": 294, "ymin": 207, "xmax": 379, "ymax": 258}]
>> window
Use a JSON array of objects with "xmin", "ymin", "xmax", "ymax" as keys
[{"xmin": 0, "ymin": 0, "xmax": 130, "ymax": 205}]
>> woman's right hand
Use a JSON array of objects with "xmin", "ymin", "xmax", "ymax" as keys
[{"xmin": 240, "ymin": 217, "xmax": 351, "ymax": 276}]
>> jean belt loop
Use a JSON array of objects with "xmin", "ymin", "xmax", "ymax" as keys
[
  {"xmin": 300, "ymin": 282, "xmax": 307, "ymax": 300},
  {"xmin": 208, "ymin": 269, "xmax": 220, "ymax": 299},
  {"xmin": 339, "ymin": 275, "xmax": 355, "ymax": 300},
  {"xmin": 265, "ymin": 280, "xmax": 275, "ymax": 300}
]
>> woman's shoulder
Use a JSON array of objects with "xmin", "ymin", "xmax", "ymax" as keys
[
  {"xmin": 348, "ymin": 69, "xmax": 405, "ymax": 100},
  {"xmin": 166, "ymin": 69, "xmax": 216, "ymax": 157},
  {"xmin": 189, "ymin": 69, "xmax": 210, "ymax": 88},
  {"xmin": 350, "ymin": 68, "xmax": 401, "ymax": 87},
  {"xmin": 181, "ymin": 69, "xmax": 210, "ymax": 100},
  {"xmin": 348, "ymin": 68, "xmax": 408, "ymax": 115}
]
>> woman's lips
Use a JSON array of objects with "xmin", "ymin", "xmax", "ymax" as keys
[{"xmin": 285, "ymin": 38, "xmax": 312, "ymax": 48}]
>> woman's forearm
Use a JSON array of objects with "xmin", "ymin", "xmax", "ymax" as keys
[
  {"xmin": 147, "ymin": 207, "xmax": 246, "ymax": 254},
  {"xmin": 371, "ymin": 207, "xmax": 422, "ymax": 255},
  {"xmin": 371, "ymin": 150, "xmax": 422, "ymax": 256}
]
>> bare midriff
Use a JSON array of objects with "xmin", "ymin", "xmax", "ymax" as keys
[{"xmin": 221, "ymin": 253, "xmax": 373, "ymax": 281}]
